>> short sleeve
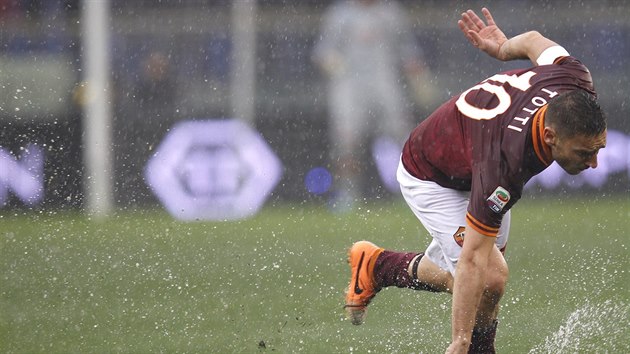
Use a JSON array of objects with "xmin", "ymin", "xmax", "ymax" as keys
[{"xmin": 466, "ymin": 160, "xmax": 512, "ymax": 237}]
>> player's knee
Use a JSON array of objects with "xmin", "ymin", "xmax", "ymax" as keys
[
  {"xmin": 484, "ymin": 276, "xmax": 506, "ymax": 303},
  {"xmin": 484, "ymin": 260, "xmax": 509, "ymax": 301}
]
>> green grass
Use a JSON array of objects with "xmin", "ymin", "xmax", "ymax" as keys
[{"xmin": 1, "ymin": 197, "xmax": 629, "ymax": 353}]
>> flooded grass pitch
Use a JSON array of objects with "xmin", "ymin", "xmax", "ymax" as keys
[{"xmin": 1, "ymin": 197, "xmax": 628, "ymax": 353}]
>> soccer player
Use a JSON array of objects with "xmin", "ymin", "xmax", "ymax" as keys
[{"xmin": 344, "ymin": 7, "xmax": 607, "ymax": 354}]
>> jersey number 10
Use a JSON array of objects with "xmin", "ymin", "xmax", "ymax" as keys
[{"xmin": 456, "ymin": 71, "xmax": 536, "ymax": 120}]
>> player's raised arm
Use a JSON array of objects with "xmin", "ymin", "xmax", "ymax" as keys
[{"xmin": 458, "ymin": 7, "xmax": 560, "ymax": 66}]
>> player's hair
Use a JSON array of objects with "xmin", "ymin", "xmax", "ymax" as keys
[{"xmin": 546, "ymin": 89, "xmax": 606, "ymax": 138}]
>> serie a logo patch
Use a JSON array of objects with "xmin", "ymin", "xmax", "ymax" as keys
[{"xmin": 486, "ymin": 186, "xmax": 510, "ymax": 213}]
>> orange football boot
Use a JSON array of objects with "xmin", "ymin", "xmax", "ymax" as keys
[{"xmin": 344, "ymin": 241, "xmax": 384, "ymax": 325}]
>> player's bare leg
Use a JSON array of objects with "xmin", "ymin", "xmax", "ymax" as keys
[
  {"xmin": 409, "ymin": 254, "xmax": 454, "ymax": 293},
  {"xmin": 475, "ymin": 246, "xmax": 508, "ymax": 325},
  {"xmin": 468, "ymin": 246, "xmax": 508, "ymax": 353}
]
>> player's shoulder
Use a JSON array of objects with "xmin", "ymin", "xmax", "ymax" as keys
[
  {"xmin": 533, "ymin": 55, "xmax": 589, "ymax": 75},
  {"xmin": 534, "ymin": 54, "xmax": 593, "ymax": 87},
  {"xmin": 548, "ymin": 56, "xmax": 589, "ymax": 72},
  {"xmin": 536, "ymin": 46, "xmax": 589, "ymax": 71}
]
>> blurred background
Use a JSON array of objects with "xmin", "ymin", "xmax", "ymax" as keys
[{"xmin": 1, "ymin": 0, "xmax": 629, "ymax": 217}]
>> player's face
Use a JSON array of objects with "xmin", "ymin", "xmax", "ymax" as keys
[{"xmin": 551, "ymin": 130, "xmax": 607, "ymax": 175}]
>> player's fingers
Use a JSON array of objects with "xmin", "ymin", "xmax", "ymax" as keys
[
  {"xmin": 468, "ymin": 30, "xmax": 483, "ymax": 48},
  {"xmin": 461, "ymin": 13, "xmax": 481, "ymax": 32},
  {"xmin": 460, "ymin": 12, "xmax": 478, "ymax": 32},
  {"xmin": 467, "ymin": 9, "xmax": 486, "ymax": 29},
  {"xmin": 481, "ymin": 7, "xmax": 497, "ymax": 27},
  {"xmin": 458, "ymin": 20, "xmax": 477, "ymax": 45},
  {"xmin": 457, "ymin": 20, "xmax": 471, "ymax": 37}
]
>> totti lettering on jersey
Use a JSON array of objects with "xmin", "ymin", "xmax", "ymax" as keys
[{"xmin": 507, "ymin": 86, "xmax": 559, "ymax": 133}]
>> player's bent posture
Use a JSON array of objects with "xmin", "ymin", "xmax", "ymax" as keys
[{"xmin": 344, "ymin": 8, "xmax": 607, "ymax": 354}]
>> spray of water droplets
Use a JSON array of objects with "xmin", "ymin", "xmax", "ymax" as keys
[{"xmin": 529, "ymin": 299, "xmax": 630, "ymax": 353}]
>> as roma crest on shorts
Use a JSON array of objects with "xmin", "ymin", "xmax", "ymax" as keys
[{"xmin": 453, "ymin": 226, "xmax": 466, "ymax": 247}]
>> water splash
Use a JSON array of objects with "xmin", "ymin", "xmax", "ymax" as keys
[{"xmin": 529, "ymin": 299, "xmax": 630, "ymax": 353}]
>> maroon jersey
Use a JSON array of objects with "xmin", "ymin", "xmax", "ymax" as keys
[{"xmin": 401, "ymin": 56, "xmax": 595, "ymax": 236}]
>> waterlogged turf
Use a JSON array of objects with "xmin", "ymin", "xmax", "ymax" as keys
[{"xmin": 1, "ymin": 197, "xmax": 629, "ymax": 353}]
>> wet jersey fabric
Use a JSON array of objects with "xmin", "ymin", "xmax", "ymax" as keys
[{"xmin": 401, "ymin": 56, "xmax": 595, "ymax": 236}]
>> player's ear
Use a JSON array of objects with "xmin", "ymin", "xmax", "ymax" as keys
[{"xmin": 543, "ymin": 126, "xmax": 557, "ymax": 146}]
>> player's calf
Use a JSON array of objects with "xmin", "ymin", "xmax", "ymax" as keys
[
  {"xmin": 373, "ymin": 250, "xmax": 442, "ymax": 292},
  {"xmin": 468, "ymin": 320, "xmax": 498, "ymax": 354}
]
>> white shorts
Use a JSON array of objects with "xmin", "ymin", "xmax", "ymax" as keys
[{"xmin": 397, "ymin": 160, "xmax": 510, "ymax": 275}]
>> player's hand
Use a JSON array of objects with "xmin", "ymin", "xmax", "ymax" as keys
[{"xmin": 458, "ymin": 8, "xmax": 508, "ymax": 60}]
